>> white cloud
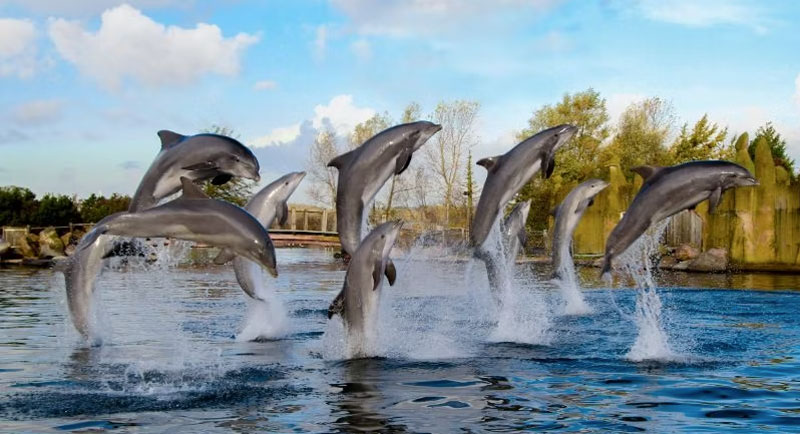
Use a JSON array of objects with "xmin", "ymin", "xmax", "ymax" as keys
[
  {"xmin": 253, "ymin": 80, "xmax": 277, "ymax": 91},
  {"xmin": 329, "ymin": 0, "xmax": 561, "ymax": 36},
  {"xmin": 0, "ymin": 18, "xmax": 39, "ymax": 78},
  {"xmin": 11, "ymin": 99, "xmax": 63, "ymax": 125},
  {"xmin": 250, "ymin": 123, "xmax": 301, "ymax": 148},
  {"xmin": 350, "ymin": 38, "xmax": 371, "ymax": 61},
  {"xmin": 313, "ymin": 25, "xmax": 327, "ymax": 61},
  {"xmin": 636, "ymin": 0, "xmax": 768, "ymax": 32},
  {"xmin": 48, "ymin": 4, "xmax": 259, "ymax": 90},
  {"xmin": 312, "ymin": 94, "xmax": 375, "ymax": 137}
]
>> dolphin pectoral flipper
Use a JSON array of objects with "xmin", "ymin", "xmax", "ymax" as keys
[
  {"xmin": 384, "ymin": 259, "xmax": 396, "ymax": 286},
  {"xmin": 211, "ymin": 174, "xmax": 232, "ymax": 185},
  {"xmin": 157, "ymin": 130, "xmax": 185, "ymax": 149},
  {"xmin": 328, "ymin": 288, "xmax": 345, "ymax": 319},
  {"xmin": 708, "ymin": 186, "xmax": 722, "ymax": 214},
  {"xmin": 575, "ymin": 198, "xmax": 593, "ymax": 215},
  {"xmin": 213, "ymin": 249, "xmax": 237, "ymax": 265},
  {"xmin": 395, "ymin": 147, "xmax": 413, "ymax": 175},
  {"xmin": 182, "ymin": 161, "xmax": 219, "ymax": 171},
  {"xmin": 277, "ymin": 202, "xmax": 289, "ymax": 226},
  {"xmin": 542, "ymin": 150, "xmax": 556, "ymax": 179}
]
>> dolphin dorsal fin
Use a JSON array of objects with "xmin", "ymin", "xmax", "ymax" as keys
[
  {"xmin": 179, "ymin": 177, "xmax": 209, "ymax": 200},
  {"xmin": 632, "ymin": 165, "xmax": 664, "ymax": 182},
  {"xmin": 157, "ymin": 130, "xmax": 185, "ymax": 149},
  {"xmin": 476, "ymin": 156, "xmax": 500, "ymax": 171},
  {"xmin": 327, "ymin": 150, "xmax": 358, "ymax": 170}
]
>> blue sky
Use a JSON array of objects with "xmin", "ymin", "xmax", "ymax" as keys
[{"xmin": 1, "ymin": 0, "xmax": 799, "ymax": 203}]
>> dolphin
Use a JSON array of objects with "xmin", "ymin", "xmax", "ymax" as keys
[
  {"xmin": 600, "ymin": 161, "xmax": 758, "ymax": 277},
  {"xmin": 471, "ymin": 124, "xmax": 578, "ymax": 249},
  {"xmin": 80, "ymin": 177, "xmax": 277, "ymax": 274},
  {"xmin": 328, "ymin": 121, "xmax": 441, "ymax": 282},
  {"xmin": 61, "ymin": 233, "xmax": 110, "ymax": 340},
  {"xmin": 551, "ymin": 179, "xmax": 609, "ymax": 279},
  {"xmin": 327, "ymin": 221, "xmax": 403, "ymax": 358},
  {"xmin": 228, "ymin": 171, "xmax": 306, "ymax": 300},
  {"xmin": 129, "ymin": 130, "xmax": 261, "ymax": 212}
]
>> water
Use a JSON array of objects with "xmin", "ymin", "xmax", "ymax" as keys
[{"xmin": 3, "ymin": 249, "xmax": 800, "ymax": 431}]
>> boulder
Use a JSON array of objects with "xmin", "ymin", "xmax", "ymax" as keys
[
  {"xmin": 0, "ymin": 238, "xmax": 9, "ymax": 256},
  {"xmin": 674, "ymin": 244, "xmax": 700, "ymax": 261},
  {"xmin": 60, "ymin": 232, "xmax": 72, "ymax": 247},
  {"xmin": 672, "ymin": 260, "xmax": 691, "ymax": 271},
  {"xmin": 658, "ymin": 256, "xmax": 678, "ymax": 269},
  {"xmin": 17, "ymin": 235, "xmax": 38, "ymax": 258},
  {"xmin": 38, "ymin": 227, "xmax": 66, "ymax": 258},
  {"xmin": 688, "ymin": 248, "xmax": 729, "ymax": 272},
  {"xmin": 65, "ymin": 244, "xmax": 76, "ymax": 256}
]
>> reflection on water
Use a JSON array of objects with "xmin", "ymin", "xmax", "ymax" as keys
[{"xmin": 2, "ymin": 248, "xmax": 800, "ymax": 432}]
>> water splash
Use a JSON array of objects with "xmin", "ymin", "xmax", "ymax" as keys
[
  {"xmin": 613, "ymin": 220, "xmax": 679, "ymax": 362},
  {"xmin": 552, "ymin": 261, "xmax": 592, "ymax": 316},
  {"xmin": 235, "ymin": 261, "xmax": 289, "ymax": 342}
]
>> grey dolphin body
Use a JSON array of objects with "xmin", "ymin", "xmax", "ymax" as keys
[
  {"xmin": 328, "ymin": 121, "xmax": 441, "ymax": 280},
  {"xmin": 551, "ymin": 179, "xmax": 609, "ymax": 279},
  {"xmin": 471, "ymin": 124, "xmax": 578, "ymax": 249},
  {"xmin": 327, "ymin": 221, "xmax": 403, "ymax": 358},
  {"xmin": 62, "ymin": 233, "xmax": 110, "ymax": 339},
  {"xmin": 129, "ymin": 130, "xmax": 260, "ymax": 212},
  {"xmin": 231, "ymin": 172, "xmax": 305, "ymax": 300},
  {"xmin": 600, "ymin": 161, "xmax": 758, "ymax": 276}
]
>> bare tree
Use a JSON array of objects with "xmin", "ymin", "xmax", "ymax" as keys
[
  {"xmin": 424, "ymin": 100, "xmax": 480, "ymax": 228},
  {"xmin": 306, "ymin": 128, "xmax": 339, "ymax": 208}
]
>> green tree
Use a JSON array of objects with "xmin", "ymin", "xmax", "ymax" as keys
[
  {"xmin": 0, "ymin": 186, "xmax": 38, "ymax": 226},
  {"xmin": 604, "ymin": 97, "xmax": 675, "ymax": 179},
  {"xmin": 200, "ymin": 125, "xmax": 256, "ymax": 205},
  {"xmin": 670, "ymin": 114, "xmax": 729, "ymax": 163},
  {"xmin": 350, "ymin": 111, "xmax": 392, "ymax": 150},
  {"xmin": 516, "ymin": 88, "xmax": 610, "ymax": 232},
  {"xmin": 33, "ymin": 194, "xmax": 81, "ymax": 227},
  {"xmin": 79, "ymin": 193, "xmax": 132, "ymax": 222},
  {"xmin": 748, "ymin": 122, "xmax": 794, "ymax": 176}
]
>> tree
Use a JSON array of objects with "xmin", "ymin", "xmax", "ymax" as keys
[
  {"xmin": 516, "ymin": 89, "xmax": 610, "ymax": 232},
  {"xmin": 306, "ymin": 128, "xmax": 339, "ymax": 208},
  {"xmin": 33, "ymin": 194, "xmax": 81, "ymax": 227},
  {"xmin": 670, "ymin": 114, "xmax": 729, "ymax": 163},
  {"xmin": 748, "ymin": 122, "xmax": 794, "ymax": 176},
  {"xmin": 604, "ymin": 97, "xmax": 675, "ymax": 179},
  {"xmin": 425, "ymin": 100, "xmax": 480, "ymax": 227},
  {"xmin": 0, "ymin": 186, "xmax": 38, "ymax": 226},
  {"xmin": 80, "ymin": 193, "xmax": 132, "ymax": 222}
]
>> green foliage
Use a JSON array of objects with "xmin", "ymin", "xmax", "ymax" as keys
[
  {"xmin": 200, "ymin": 124, "xmax": 257, "ymax": 206},
  {"xmin": 33, "ymin": 194, "xmax": 81, "ymax": 227},
  {"xmin": 516, "ymin": 88, "xmax": 610, "ymax": 232},
  {"xmin": 0, "ymin": 186, "xmax": 38, "ymax": 226},
  {"xmin": 748, "ymin": 122, "xmax": 794, "ymax": 176},
  {"xmin": 604, "ymin": 97, "xmax": 675, "ymax": 179},
  {"xmin": 202, "ymin": 178, "xmax": 255, "ymax": 207},
  {"xmin": 79, "ymin": 193, "xmax": 132, "ymax": 222},
  {"xmin": 669, "ymin": 114, "xmax": 729, "ymax": 163}
]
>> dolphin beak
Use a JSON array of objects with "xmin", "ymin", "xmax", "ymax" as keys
[{"xmin": 748, "ymin": 176, "xmax": 759, "ymax": 186}]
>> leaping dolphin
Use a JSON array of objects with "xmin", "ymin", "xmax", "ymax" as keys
[
  {"xmin": 600, "ymin": 161, "xmax": 758, "ymax": 277},
  {"xmin": 551, "ymin": 179, "xmax": 609, "ymax": 279},
  {"xmin": 329, "ymin": 121, "xmax": 441, "ymax": 282},
  {"xmin": 227, "ymin": 171, "xmax": 306, "ymax": 300},
  {"xmin": 65, "ymin": 178, "xmax": 278, "ymax": 337},
  {"xmin": 327, "ymin": 221, "xmax": 403, "ymax": 358},
  {"xmin": 129, "ymin": 130, "xmax": 261, "ymax": 212},
  {"xmin": 471, "ymin": 124, "xmax": 577, "ymax": 249}
]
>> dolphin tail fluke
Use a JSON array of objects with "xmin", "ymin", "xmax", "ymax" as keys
[
  {"xmin": 385, "ymin": 259, "xmax": 397, "ymax": 286},
  {"xmin": 213, "ymin": 249, "xmax": 237, "ymax": 265},
  {"xmin": 328, "ymin": 289, "xmax": 345, "ymax": 319}
]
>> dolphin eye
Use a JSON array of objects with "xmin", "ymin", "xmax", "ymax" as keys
[{"xmin": 284, "ymin": 182, "xmax": 289, "ymax": 186}]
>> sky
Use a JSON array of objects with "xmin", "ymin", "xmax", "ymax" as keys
[{"xmin": 1, "ymin": 0, "xmax": 799, "ymax": 203}]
